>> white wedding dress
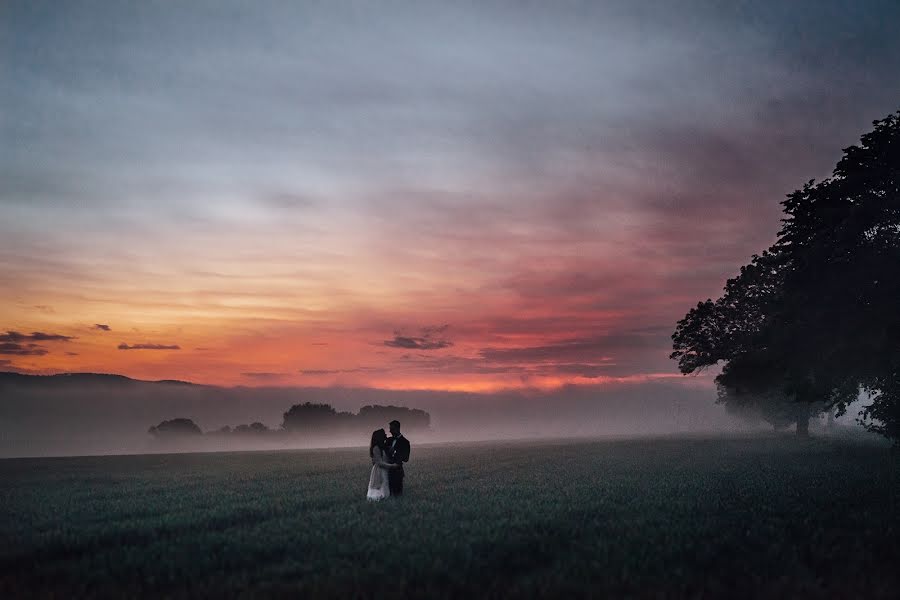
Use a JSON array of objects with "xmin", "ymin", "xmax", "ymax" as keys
[{"xmin": 366, "ymin": 446, "xmax": 391, "ymax": 501}]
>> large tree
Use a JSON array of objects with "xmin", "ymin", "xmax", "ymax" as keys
[
  {"xmin": 672, "ymin": 111, "xmax": 900, "ymax": 442},
  {"xmin": 777, "ymin": 112, "xmax": 900, "ymax": 439}
]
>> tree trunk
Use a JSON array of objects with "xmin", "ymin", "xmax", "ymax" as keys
[{"xmin": 795, "ymin": 402, "xmax": 811, "ymax": 437}]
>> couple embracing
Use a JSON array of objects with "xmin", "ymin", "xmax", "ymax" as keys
[{"xmin": 367, "ymin": 419, "xmax": 410, "ymax": 501}]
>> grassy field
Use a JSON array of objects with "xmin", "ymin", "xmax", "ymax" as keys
[{"xmin": 1, "ymin": 435, "xmax": 898, "ymax": 598}]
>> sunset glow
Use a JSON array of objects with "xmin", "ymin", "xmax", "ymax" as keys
[{"xmin": 3, "ymin": 2, "xmax": 898, "ymax": 390}]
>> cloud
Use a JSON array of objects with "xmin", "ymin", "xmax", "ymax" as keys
[
  {"xmin": 550, "ymin": 363, "xmax": 616, "ymax": 378},
  {"xmin": 385, "ymin": 336, "xmax": 452, "ymax": 350},
  {"xmin": 65, "ymin": 352, "xmax": 79, "ymax": 356},
  {"xmin": 0, "ymin": 331, "xmax": 74, "ymax": 342},
  {"xmin": 479, "ymin": 338, "xmax": 614, "ymax": 364},
  {"xmin": 300, "ymin": 367, "xmax": 387, "ymax": 376},
  {"xmin": 0, "ymin": 342, "xmax": 49, "ymax": 355},
  {"xmin": 29, "ymin": 332, "xmax": 75, "ymax": 341},
  {"xmin": 0, "ymin": 331, "xmax": 72, "ymax": 355},
  {"xmin": 93, "ymin": 324, "xmax": 111, "ymax": 331},
  {"xmin": 384, "ymin": 325, "xmax": 453, "ymax": 350},
  {"xmin": 0, "ymin": 359, "xmax": 11, "ymax": 367},
  {"xmin": 470, "ymin": 326, "xmax": 672, "ymax": 373},
  {"xmin": 117, "ymin": 343, "xmax": 181, "ymax": 350},
  {"xmin": 241, "ymin": 372, "xmax": 285, "ymax": 379},
  {"xmin": 395, "ymin": 353, "xmax": 622, "ymax": 379}
]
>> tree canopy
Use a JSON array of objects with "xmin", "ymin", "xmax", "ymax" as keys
[
  {"xmin": 282, "ymin": 402, "xmax": 344, "ymax": 433},
  {"xmin": 672, "ymin": 111, "xmax": 900, "ymax": 442},
  {"xmin": 148, "ymin": 418, "xmax": 202, "ymax": 437}
]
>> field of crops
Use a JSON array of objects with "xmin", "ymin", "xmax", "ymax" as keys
[{"xmin": 1, "ymin": 435, "xmax": 898, "ymax": 598}]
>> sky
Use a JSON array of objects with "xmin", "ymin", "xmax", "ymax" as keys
[{"xmin": 2, "ymin": 1, "xmax": 899, "ymax": 390}]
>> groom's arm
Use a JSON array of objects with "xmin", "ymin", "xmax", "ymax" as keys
[{"xmin": 398, "ymin": 439, "xmax": 410, "ymax": 463}]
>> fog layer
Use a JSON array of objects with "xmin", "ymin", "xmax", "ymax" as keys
[{"xmin": 0, "ymin": 374, "xmax": 865, "ymax": 457}]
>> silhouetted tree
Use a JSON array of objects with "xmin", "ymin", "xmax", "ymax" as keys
[
  {"xmin": 673, "ymin": 111, "xmax": 900, "ymax": 442},
  {"xmin": 175, "ymin": 402, "xmax": 435, "ymax": 441},
  {"xmin": 148, "ymin": 418, "xmax": 202, "ymax": 437},
  {"xmin": 357, "ymin": 405, "xmax": 431, "ymax": 432},
  {"xmin": 282, "ymin": 402, "xmax": 339, "ymax": 432},
  {"xmin": 775, "ymin": 112, "xmax": 900, "ymax": 442},
  {"xmin": 279, "ymin": 402, "xmax": 431, "ymax": 435},
  {"xmin": 234, "ymin": 422, "xmax": 270, "ymax": 434}
]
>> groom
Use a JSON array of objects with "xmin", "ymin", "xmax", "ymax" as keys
[{"xmin": 386, "ymin": 419, "xmax": 410, "ymax": 496}]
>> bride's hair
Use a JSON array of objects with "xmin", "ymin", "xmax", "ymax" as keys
[{"xmin": 370, "ymin": 429, "xmax": 387, "ymax": 458}]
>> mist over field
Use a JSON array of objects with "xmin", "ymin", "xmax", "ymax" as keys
[{"xmin": 0, "ymin": 373, "xmax": 871, "ymax": 458}]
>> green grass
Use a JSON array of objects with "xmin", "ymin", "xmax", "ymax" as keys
[{"xmin": 1, "ymin": 435, "xmax": 898, "ymax": 598}]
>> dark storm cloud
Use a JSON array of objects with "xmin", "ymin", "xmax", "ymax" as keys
[
  {"xmin": 384, "ymin": 325, "xmax": 452, "ymax": 351},
  {"xmin": 94, "ymin": 324, "xmax": 111, "ymax": 331},
  {"xmin": 117, "ymin": 343, "xmax": 181, "ymax": 350},
  {"xmin": 0, "ymin": 342, "xmax": 48, "ymax": 355}
]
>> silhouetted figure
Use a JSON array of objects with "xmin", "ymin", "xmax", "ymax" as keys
[
  {"xmin": 385, "ymin": 419, "xmax": 410, "ymax": 496},
  {"xmin": 366, "ymin": 429, "xmax": 398, "ymax": 501}
]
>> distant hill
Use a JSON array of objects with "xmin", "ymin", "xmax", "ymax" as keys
[{"xmin": 0, "ymin": 372, "xmax": 196, "ymax": 387}]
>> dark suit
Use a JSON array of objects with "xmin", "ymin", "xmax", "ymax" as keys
[{"xmin": 386, "ymin": 434, "xmax": 410, "ymax": 496}]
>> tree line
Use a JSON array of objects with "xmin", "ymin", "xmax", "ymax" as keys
[
  {"xmin": 672, "ymin": 111, "xmax": 900, "ymax": 444},
  {"xmin": 148, "ymin": 402, "xmax": 431, "ymax": 439}
]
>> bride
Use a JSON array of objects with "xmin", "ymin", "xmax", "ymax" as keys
[{"xmin": 367, "ymin": 428, "xmax": 398, "ymax": 501}]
